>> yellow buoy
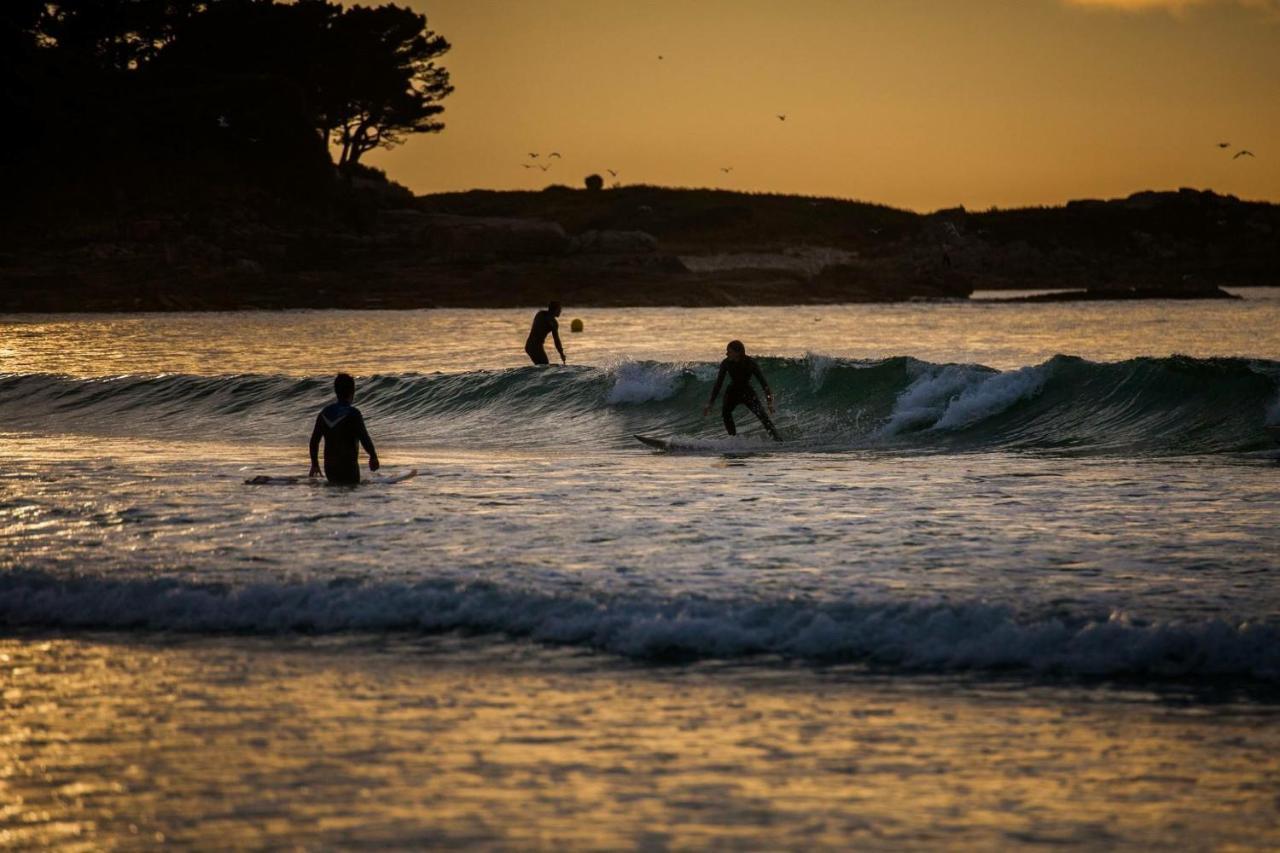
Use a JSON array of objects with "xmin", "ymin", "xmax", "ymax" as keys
[{"xmin": 570, "ymin": 318, "xmax": 584, "ymax": 333}]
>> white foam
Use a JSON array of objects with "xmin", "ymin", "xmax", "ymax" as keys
[
  {"xmin": 880, "ymin": 364, "xmax": 990, "ymax": 435},
  {"xmin": 881, "ymin": 363, "xmax": 1047, "ymax": 435},
  {"xmin": 932, "ymin": 364, "xmax": 1048, "ymax": 431},
  {"xmin": 604, "ymin": 362, "xmax": 682, "ymax": 405},
  {"xmin": 804, "ymin": 352, "xmax": 836, "ymax": 389},
  {"xmin": 2, "ymin": 574, "xmax": 1276, "ymax": 681}
]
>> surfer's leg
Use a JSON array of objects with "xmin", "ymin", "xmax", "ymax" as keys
[
  {"xmin": 525, "ymin": 344, "xmax": 549, "ymax": 365},
  {"xmin": 721, "ymin": 393, "xmax": 738, "ymax": 436},
  {"xmin": 744, "ymin": 395, "xmax": 780, "ymax": 441}
]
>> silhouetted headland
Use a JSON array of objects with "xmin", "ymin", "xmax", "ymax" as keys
[{"xmin": 5, "ymin": 182, "xmax": 1277, "ymax": 311}]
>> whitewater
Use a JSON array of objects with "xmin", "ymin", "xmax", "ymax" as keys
[{"xmin": 2, "ymin": 295, "xmax": 1279, "ymax": 848}]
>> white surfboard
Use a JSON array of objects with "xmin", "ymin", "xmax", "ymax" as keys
[
  {"xmin": 369, "ymin": 468, "xmax": 418, "ymax": 485},
  {"xmin": 245, "ymin": 468, "xmax": 418, "ymax": 486},
  {"xmin": 634, "ymin": 434, "xmax": 674, "ymax": 451}
]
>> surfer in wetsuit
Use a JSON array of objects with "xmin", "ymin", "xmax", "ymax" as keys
[
  {"xmin": 525, "ymin": 301, "xmax": 566, "ymax": 365},
  {"xmin": 703, "ymin": 340, "xmax": 780, "ymax": 441},
  {"xmin": 309, "ymin": 373, "xmax": 379, "ymax": 485}
]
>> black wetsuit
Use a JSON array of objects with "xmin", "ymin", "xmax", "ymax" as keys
[
  {"xmin": 309, "ymin": 401, "xmax": 376, "ymax": 484},
  {"xmin": 525, "ymin": 310, "xmax": 562, "ymax": 365},
  {"xmin": 709, "ymin": 356, "xmax": 780, "ymax": 440}
]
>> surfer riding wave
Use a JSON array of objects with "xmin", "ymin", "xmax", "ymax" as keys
[{"xmin": 703, "ymin": 340, "xmax": 780, "ymax": 441}]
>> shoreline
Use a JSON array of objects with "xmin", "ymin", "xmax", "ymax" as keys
[
  {"xmin": 0, "ymin": 275, "xmax": 1249, "ymax": 313},
  {"xmin": 3, "ymin": 185, "xmax": 1274, "ymax": 312}
]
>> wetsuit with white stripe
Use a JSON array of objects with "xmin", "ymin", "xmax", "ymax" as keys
[{"xmin": 309, "ymin": 401, "xmax": 376, "ymax": 484}]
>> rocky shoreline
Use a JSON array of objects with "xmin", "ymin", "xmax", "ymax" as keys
[
  {"xmin": 1, "ymin": 186, "xmax": 1274, "ymax": 311},
  {"xmin": 975, "ymin": 285, "xmax": 1240, "ymax": 303}
]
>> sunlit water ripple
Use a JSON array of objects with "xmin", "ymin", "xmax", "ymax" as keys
[{"xmin": 1, "ymin": 296, "xmax": 1278, "ymax": 848}]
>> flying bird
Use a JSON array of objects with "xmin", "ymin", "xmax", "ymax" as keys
[
  {"xmin": 777, "ymin": 114, "xmax": 787, "ymax": 121},
  {"xmin": 528, "ymin": 152, "xmax": 539, "ymax": 159},
  {"xmin": 606, "ymin": 169, "xmax": 618, "ymax": 177},
  {"xmin": 1234, "ymin": 150, "xmax": 1255, "ymax": 159},
  {"xmin": 549, "ymin": 152, "xmax": 562, "ymax": 159},
  {"xmin": 537, "ymin": 164, "xmax": 552, "ymax": 171},
  {"xmin": 1217, "ymin": 142, "xmax": 1231, "ymax": 148},
  {"xmin": 658, "ymin": 55, "xmax": 664, "ymax": 60},
  {"xmin": 720, "ymin": 166, "xmax": 733, "ymax": 173},
  {"xmin": 521, "ymin": 164, "xmax": 535, "ymax": 169}
]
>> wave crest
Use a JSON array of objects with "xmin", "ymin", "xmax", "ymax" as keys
[
  {"xmin": 1, "ymin": 571, "xmax": 1276, "ymax": 681},
  {"xmin": 3, "ymin": 354, "xmax": 1277, "ymax": 454}
]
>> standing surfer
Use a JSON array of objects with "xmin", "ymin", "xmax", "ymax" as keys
[
  {"xmin": 525, "ymin": 301, "xmax": 566, "ymax": 365},
  {"xmin": 309, "ymin": 373, "xmax": 380, "ymax": 485},
  {"xmin": 703, "ymin": 340, "xmax": 780, "ymax": 441}
]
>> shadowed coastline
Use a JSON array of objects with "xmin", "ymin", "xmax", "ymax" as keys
[{"xmin": 2, "ymin": 183, "xmax": 1275, "ymax": 311}]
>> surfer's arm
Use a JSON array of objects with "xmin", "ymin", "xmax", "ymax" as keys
[
  {"xmin": 551, "ymin": 324, "xmax": 565, "ymax": 363},
  {"xmin": 752, "ymin": 361, "xmax": 775, "ymax": 412},
  {"xmin": 356, "ymin": 413, "xmax": 380, "ymax": 471},
  {"xmin": 308, "ymin": 415, "xmax": 323, "ymax": 477},
  {"xmin": 703, "ymin": 364, "xmax": 727, "ymax": 415}
]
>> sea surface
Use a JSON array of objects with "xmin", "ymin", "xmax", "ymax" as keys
[{"xmin": 2, "ymin": 293, "xmax": 1279, "ymax": 849}]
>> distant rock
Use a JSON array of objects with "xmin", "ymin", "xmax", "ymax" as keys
[
  {"xmin": 419, "ymin": 214, "xmax": 569, "ymax": 260},
  {"xmin": 569, "ymin": 230, "xmax": 658, "ymax": 254}
]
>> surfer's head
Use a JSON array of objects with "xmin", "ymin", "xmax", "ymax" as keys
[
  {"xmin": 334, "ymin": 372, "xmax": 356, "ymax": 402},
  {"xmin": 726, "ymin": 340, "xmax": 746, "ymax": 360},
  {"xmin": 549, "ymin": 301, "xmax": 562, "ymax": 316}
]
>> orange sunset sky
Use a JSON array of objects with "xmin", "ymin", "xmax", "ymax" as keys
[{"xmin": 369, "ymin": 0, "xmax": 1279, "ymax": 212}]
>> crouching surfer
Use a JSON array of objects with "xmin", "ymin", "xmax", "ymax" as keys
[
  {"xmin": 525, "ymin": 301, "xmax": 566, "ymax": 365},
  {"xmin": 702, "ymin": 339, "xmax": 781, "ymax": 441},
  {"xmin": 310, "ymin": 372, "xmax": 379, "ymax": 484}
]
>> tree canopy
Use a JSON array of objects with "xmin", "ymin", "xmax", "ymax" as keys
[{"xmin": 2, "ymin": 0, "xmax": 452, "ymax": 194}]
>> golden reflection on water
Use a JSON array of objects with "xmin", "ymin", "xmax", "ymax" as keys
[
  {"xmin": 3, "ymin": 298, "xmax": 1280, "ymax": 377},
  {"xmin": 2, "ymin": 637, "xmax": 1277, "ymax": 849}
]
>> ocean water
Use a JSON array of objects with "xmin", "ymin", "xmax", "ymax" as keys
[{"xmin": 2, "ymin": 294, "xmax": 1279, "ymax": 849}]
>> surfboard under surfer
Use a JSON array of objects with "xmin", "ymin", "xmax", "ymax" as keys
[
  {"xmin": 525, "ymin": 301, "xmax": 566, "ymax": 365},
  {"xmin": 309, "ymin": 373, "xmax": 380, "ymax": 485},
  {"xmin": 703, "ymin": 340, "xmax": 781, "ymax": 441}
]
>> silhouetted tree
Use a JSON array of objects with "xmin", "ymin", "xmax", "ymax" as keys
[
  {"xmin": 28, "ymin": 0, "xmax": 200, "ymax": 72},
  {"xmin": 584, "ymin": 173, "xmax": 604, "ymax": 191},
  {"xmin": 325, "ymin": 4, "xmax": 452, "ymax": 168},
  {"xmin": 154, "ymin": 1, "xmax": 451, "ymax": 168},
  {"xmin": 2, "ymin": 0, "xmax": 451, "ymax": 213}
]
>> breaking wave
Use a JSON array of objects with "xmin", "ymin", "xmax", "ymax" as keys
[
  {"xmin": 2, "ymin": 354, "xmax": 1277, "ymax": 454},
  {"xmin": 1, "ymin": 571, "xmax": 1276, "ymax": 682}
]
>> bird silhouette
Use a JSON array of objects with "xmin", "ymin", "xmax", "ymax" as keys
[
  {"xmin": 658, "ymin": 55, "xmax": 664, "ymax": 60},
  {"xmin": 549, "ymin": 152, "xmax": 562, "ymax": 159},
  {"xmin": 528, "ymin": 153, "xmax": 539, "ymax": 159},
  {"xmin": 521, "ymin": 164, "xmax": 535, "ymax": 169},
  {"xmin": 776, "ymin": 114, "xmax": 787, "ymax": 121},
  {"xmin": 720, "ymin": 167, "xmax": 733, "ymax": 173},
  {"xmin": 606, "ymin": 169, "xmax": 618, "ymax": 177},
  {"xmin": 1234, "ymin": 150, "xmax": 1255, "ymax": 159},
  {"xmin": 537, "ymin": 164, "xmax": 552, "ymax": 171},
  {"xmin": 1217, "ymin": 142, "xmax": 1231, "ymax": 148}
]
